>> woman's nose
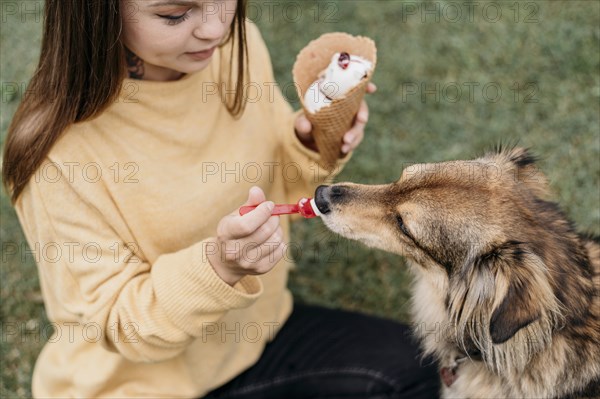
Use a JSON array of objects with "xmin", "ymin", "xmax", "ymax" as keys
[{"xmin": 193, "ymin": 5, "xmax": 231, "ymax": 42}]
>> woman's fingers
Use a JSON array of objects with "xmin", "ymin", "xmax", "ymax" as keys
[
  {"xmin": 221, "ymin": 201, "xmax": 274, "ymax": 239},
  {"xmin": 366, "ymin": 82, "xmax": 377, "ymax": 94},
  {"xmin": 240, "ymin": 226, "xmax": 285, "ymax": 270},
  {"xmin": 341, "ymin": 100, "xmax": 369, "ymax": 154}
]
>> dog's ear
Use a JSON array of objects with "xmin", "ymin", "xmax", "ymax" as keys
[
  {"xmin": 485, "ymin": 145, "xmax": 550, "ymax": 200},
  {"xmin": 489, "ymin": 277, "xmax": 541, "ymax": 344},
  {"xmin": 482, "ymin": 241, "xmax": 547, "ymax": 344}
]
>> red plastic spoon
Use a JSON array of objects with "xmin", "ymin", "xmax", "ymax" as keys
[{"xmin": 239, "ymin": 197, "xmax": 321, "ymax": 218}]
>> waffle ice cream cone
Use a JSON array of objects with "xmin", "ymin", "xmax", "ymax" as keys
[{"xmin": 293, "ymin": 33, "xmax": 377, "ymax": 168}]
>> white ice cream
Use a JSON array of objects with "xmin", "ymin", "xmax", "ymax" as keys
[{"xmin": 304, "ymin": 52, "xmax": 372, "ymax": 113}]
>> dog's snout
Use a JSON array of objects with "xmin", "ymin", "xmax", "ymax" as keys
[
  {"xmin": 331, "ymin": 185, "xmax": 345, "ymax": 198},
  {"xmin": 315, "ymin": 185, "xmax": 349, "ymax": 214},
  {"xmin": 315, "ymin": 185, "xmax": 332, "ymax": 214}
]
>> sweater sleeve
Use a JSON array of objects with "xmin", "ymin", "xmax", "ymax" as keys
[
  {"xmin": 15, "ymin": 159, "xmax": 263, "ymax": 363},
  {"xmin": 246, "ymin": 23, "xmax": 354, "ymax": 207}
]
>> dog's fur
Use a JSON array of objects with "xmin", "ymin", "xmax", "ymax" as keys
[{"xmin": 315, "ymin": 147, "xmax": 600, "ymax": 398}]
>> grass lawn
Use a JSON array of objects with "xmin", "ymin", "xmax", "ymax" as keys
[{"xmin": 1, "ymin": 0, "xmax": 599, "ymax": 396}]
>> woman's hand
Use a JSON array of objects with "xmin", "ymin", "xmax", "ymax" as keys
[
  {"xmin": 294, "ymin": 82, "xmax": 377, "ymax": 155},
  {"xmin": 207, "ymin": 186, "xmax": 285, "ymax": 286}
]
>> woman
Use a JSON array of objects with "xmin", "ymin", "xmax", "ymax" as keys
[{"xmin": 2, "ymin": 0, "xmax": 440, "ymax": 397}]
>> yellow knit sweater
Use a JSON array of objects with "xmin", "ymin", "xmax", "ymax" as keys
[{"xmin": 14, "ymin": 22, "xmax": 350, "ymax": 398}]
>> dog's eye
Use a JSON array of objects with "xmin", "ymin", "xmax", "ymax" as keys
[{"xmin": 396, "ymin": 214, "xmax": 413, "ymax": 238}]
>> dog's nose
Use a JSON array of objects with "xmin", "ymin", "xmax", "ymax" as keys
[
  {"xmin": 315, "ymin": 185, "xmax": 348, "ymax": 214},
  {"xmin": 314, "ymin": 185, "xmax": 331, "ymax": 214},
  {"xmin": 330, "ymin": 185, "xmax": 346, "ymax": 198}
]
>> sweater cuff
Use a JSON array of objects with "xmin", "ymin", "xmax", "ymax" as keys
[{"xmin": 151, "ymin": 240, "xmax": 263, "ymax": 337}]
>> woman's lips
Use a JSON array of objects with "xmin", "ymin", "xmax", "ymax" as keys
[{"xmin": 185, "ymin": 46, "xmax": 216, "ymax": 61}]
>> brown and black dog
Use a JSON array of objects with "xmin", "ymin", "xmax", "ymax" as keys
[{"xmin": 314, "ymin": 147, "xmax": 600, "ymax": 398}]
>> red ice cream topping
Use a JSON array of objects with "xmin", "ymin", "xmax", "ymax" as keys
[{"xmin": 338, "ymin": 52, "xmax": 351, "ymax": 70}]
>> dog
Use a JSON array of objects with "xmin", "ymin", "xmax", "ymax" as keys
[{"xmin": 314, "ymin": 147, "xmax": 600, "ymax": 398}]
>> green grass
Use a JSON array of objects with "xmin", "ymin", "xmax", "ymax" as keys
[{"xmin": 1, "ymin": 0, "xmax": 599, "ymax": 396}]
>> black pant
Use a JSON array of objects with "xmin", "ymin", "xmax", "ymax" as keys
[{"xmin": 203, "ymin": 303, "xmax": 441, "ymax": 399}]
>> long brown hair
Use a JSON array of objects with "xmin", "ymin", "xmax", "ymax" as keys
[{"xmin": 2, "ymin": 0, "xmax": 248, "ymax": 204}]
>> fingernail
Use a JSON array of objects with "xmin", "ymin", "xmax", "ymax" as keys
[
  {"xmin": 358, "ymin": 111, "xmax": 368, "ymax": 122},
  {"xmin": 266, "ymin": 201, "xmax": 275, "ymax": 211},
  {"xmin": 341, "ymin": 145, "xmax": 349, "ymax": 154}
]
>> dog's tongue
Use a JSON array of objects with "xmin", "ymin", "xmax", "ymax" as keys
[{"xmin": 239, "ymin": 198, "xmax": 321, "ymax": 218}]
